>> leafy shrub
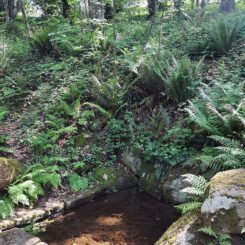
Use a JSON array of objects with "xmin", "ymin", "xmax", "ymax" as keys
[
  {"xmin": 68, "ymin": 174, "xmax": 89, "ymax": 192},
  {"xmin": 0, "ymin": 196, "xmax": 13, "ymax": 218},
  {"xmin": 0, "ymin": 107, "xmax": 9, "ymax": 122},
  {"xmin": 134, "ymin": 125, "xmax": 195, "ymax": 166},
  {"xmin": 8, "ymin": 164, "xmax": 61, "ymax": 206}
]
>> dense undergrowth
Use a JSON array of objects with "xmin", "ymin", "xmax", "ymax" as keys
[{"xmin": 0, "ymin": 3, "xmax": 244, "ymax": 220}]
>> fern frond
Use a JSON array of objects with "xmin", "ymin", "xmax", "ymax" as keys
[
  {"xmin": 83, "ymin": 102, "xmax": 112, "ymax": 118},
  {"xmin": 175, "ymin": 201, "xmax": 202, "ymax": 214},
  {"xmin": 182, "ymin": 174, "xmax": 208, "ymax": 192}
]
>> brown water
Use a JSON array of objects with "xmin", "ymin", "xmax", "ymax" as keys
[{"xmin": 39, "ymin": 188, "xmax": 179, "ymax": 245}]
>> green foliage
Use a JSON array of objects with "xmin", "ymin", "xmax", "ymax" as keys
[
  {"xmin": 199, "ymin": 227, "xmax": 232, "ymax": 245},
  {"xmin": 7, "ymin": 164, "xmax": 61, "ymax": 207},
  {"xmin": 0, "ymin": 196, "xmax": 14, "ymax": 219},
  {"xmin": 176, "ymin": 174, "xmax": 208, "ymax": 214},
  {"xmin": 8, "ymin": 180, "xmax": 44, "ymax": 206},
  {"xmin": 68, "ymin": 174, "xmax": 89, "ymax": 192},
  {"xmin": 155, "ymin": 56, "xmax": 203, "ymax": 102},
  {"xmin": 181, "ymin": 174, "xmax": 208, "ymax": 197},
  {"xmin": 190, "ymin": 14, "xmax": 245, "ymax": 56},
  {"xmin": 0, "ymin": 107, "xmax": 9, "ymax": 122},
  {"xmin": 186, "ymin": 81, "xmax": 245, "ymax": 138},
  {"xmin": 31, "ymin": 28, "xmax": 53, "ymax": 55},
  {"xmin": 134, "ymin": 125, "xmax": 195, "ymax": 166},
  {"xmin": 206, "ymin": 15, "xmax": 245, "ymax": 56},
  {"xmin": 85, "ymin": 75, "xmax": 128, "ymax": 116},
  {"xmin": 148, "ymin": 106, "xmax": 171, "ymax": 139},
  {"xmin": 175, "ymin": 201, "xmax": 202, "ymax": 214},
  {"xmin": 198, "ymin": 136, "xmax": 245, "ymax": 171}
]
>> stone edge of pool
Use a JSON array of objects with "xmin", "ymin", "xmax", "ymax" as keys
[{"xmin": 0, "ymin": 165, "xmax": 137, "ymax": 232}]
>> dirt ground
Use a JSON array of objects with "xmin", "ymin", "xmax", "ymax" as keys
[{"xmin": 39, "ymin": 188, "xmax": 179, "ymax": 245}]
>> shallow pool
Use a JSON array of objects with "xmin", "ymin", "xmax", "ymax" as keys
[{"xmin": 39, "ymin": 188, "xmax": 179, "ymax": 245}]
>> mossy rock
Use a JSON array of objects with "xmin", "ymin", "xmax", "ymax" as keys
[
  {"xmin": 139, "ymin": 162, "xmax": 162, "ymax": 200},
  {"xmin": 201, "ymin": 168, "xmax": 245, "ymax": 234},
  {"xmin": 0, "ymin": 157, "xmax": 20, "ymax": 190},
  {"xmin": 0, "ymin": 228, "xmax": 47, "ymax": 245},
  {"xmin": 92, "ymin": 165, "xmax": 137, "ymax": 191},
  {"xmin": 155, "ymin": 211, "xmax": 212, "ymax": 245}
]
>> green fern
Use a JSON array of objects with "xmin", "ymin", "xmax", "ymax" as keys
[
  {"xmin": 175, "ymin": 201, "xmax": 202, "ymax": 214},
  {"xmin": 181, "ymin": 174, "xmax": 207, "ymax": 196},
  {"xmin": 85, "ymin": 75, "xmax": 127, "ymax": 115},
  {"xmin": 186, "ymin": 81, "xmax": 245, "ymax": 138},
  {"xmin": 8, "ymin": 180, "xmax": 44, "ymax": 206},
  {"xmin": 8, "ymin": 164, "xmax": 61, "ymax": 207},
  {"xmin": 199, "ymin": 227, "xmax": 232, "ymax": 245},
  {"xmin": 0, "ymin": 196, "xmax": 14, "ymax": 219},
  {"xmin": 31, "ymin": 28, "xmax": 53, "ymax": 55},
  {"xmin": 207, "ymin": 15, "xmax": 245, "ymax": 55},
  {"xmin": 198, "ymin": 136, "xmax": 245, "ymax": 171},
  {"xmin": 155, "ymin": 56, "xmax": 203, "ymax": 102},
  {"xmin": 176, "ymin": 174, "xmax": 208, "ymax": 214},
  {"xmin": 83, "ymin": 102, "xmax": 112, "ymax": 118}
]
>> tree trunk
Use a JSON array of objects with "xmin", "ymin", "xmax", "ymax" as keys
[
  {"xmin": 147, "ymin": 0, "xmax": 158, "ymax": 17},
  {"xmin": 200, "ymin": 0, "xmax": 206, "ymax": 16},
  {"xmin": 62, "ymin": 0, "xmax": 70, "ymax": 18},
  {"xmin": 20, "ymin": 0, "xmax": 31, "ymax": 39},
  {"xmin": 0, "ymin": 0, "xmax": 4, "ymax": 12},
  {"xmin": 174, "ymin": 0, "xmax": 183, "ymax": 14},
  {"xmin": 220, "ymin": 0, "xmax": 235, "ymax": 12},
  {"xmin": 8, "ymin": 0, "xmax": 15, "ymax": 19},
  {"xmin": 3, "ymin": 0, "xmax": 16, "ymax": 21}
]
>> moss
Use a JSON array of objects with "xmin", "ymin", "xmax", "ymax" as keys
[
  {"xmin": 93, "ymin": 166, "xmax": 120, "ymax": 188},
  {"xmin": 209, "ymin": 169, "xmax": 245, "ymax": 190},
  {"xmin": 0, "ymin": 158, "xmax": 20, "ymax": 190},
  {"xmin": 156, "ymin": 211, "xmax": 201, "ymax": 245},
  {"xmin": 139, "ymin": 163, "xmax": 158, "ymax": 191},
  {"xmin": 74, "ymin": 133, "xmax": 86, "ymax": 147}
]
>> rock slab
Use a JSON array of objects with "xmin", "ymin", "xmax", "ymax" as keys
[{"xmin": 0, "ymin": 228, "xmax": 47, "ymax": 245}]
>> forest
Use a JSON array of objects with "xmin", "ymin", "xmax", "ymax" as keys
[{"xmin": 0, "ymin": 0, "xmax": 244, "ymax": 244}]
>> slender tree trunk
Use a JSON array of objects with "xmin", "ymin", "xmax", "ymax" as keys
[
  {"xmin": 3, "ymin": 0, "xmax": 16, "ymax": 21},
  {"xmin": 8, "ymin": 0, "xmax": 15, "ymax": 19},
  {"xmin": 62, "ymin": 0, "xmax": 70, "ymax": 18},
  {"xmin": 0, "ymin": 0, "xmax": 4, "ymax": 12},
  {"xmin": 220, "ymin": 0, "xmax": 235, "ymax": 12},
  {"xmin": 20, "ymin": 0, "xmax": 31, "ymax": 39},
  {"xmin": 3, "ymin": 0, "xmax": 9, "ymax": 22},
  {"xmin": 200, "ymin": 0, "xmax": 206, "ymax": 16}
]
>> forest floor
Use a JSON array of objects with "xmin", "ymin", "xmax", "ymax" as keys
[{"xmin": 0, "ymin": 114, "xmax": 29, "ymax": 164}]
